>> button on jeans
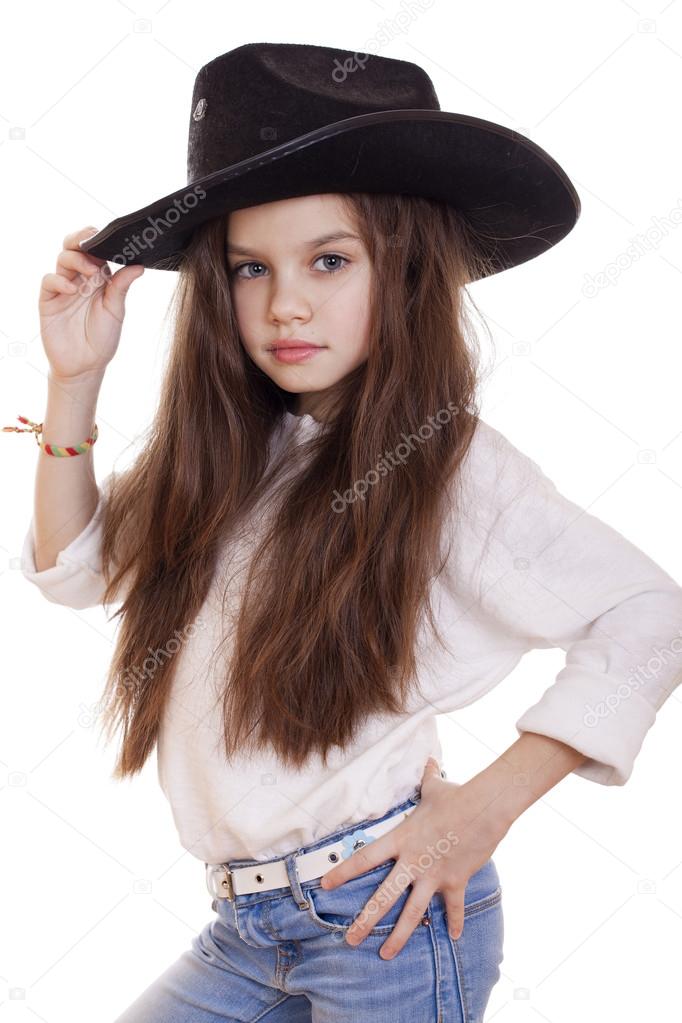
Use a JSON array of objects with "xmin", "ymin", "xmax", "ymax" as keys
[{"xmin": 114, "ymin": 786, "xmax": 504, "ymax": 1022}]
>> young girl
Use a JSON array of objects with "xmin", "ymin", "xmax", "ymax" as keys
[{"xmin": 19, "ymin": 42, "xmax": 682, "ymax": 1023}]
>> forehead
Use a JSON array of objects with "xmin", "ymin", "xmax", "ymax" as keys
[{"xmin": 226, "ymin": 193, "xmax": 358, "ymax": 248}]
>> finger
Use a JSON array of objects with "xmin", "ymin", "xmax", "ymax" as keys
[
  {"xmin": 74, "ymin": 226, "xmax": 113, "ymax": 272},
  {"xmin": 444, "ymin": 893, "xmax": 465, "ymax": 940},
  {"xmin": 62, "ymin": 226, "xmax": 102, "ymax": 254},
  {"xmin": 39, "ymin": 272, "xmax": 80, "ymax": 301},
  {"xmin": 377, "ymin": 885, "xmax": 433, "ymax": 960},
  {"xmin": 320, "ymin": 833, "xmax": 387, "ymax": 889},
  {"xmin": 344, "ymin": 860, "xmax": 412, "ymax": 944},
  {"xmin": 421, "ymin": 756, "xmax": 444, "ymax": 784},
  {"xmin": 106, "ymin": 263, "xmax": 145, "ymax": 294},
  {"xmin": 56, "ymin": 248, "xmax": 107, "ymax": 280}
]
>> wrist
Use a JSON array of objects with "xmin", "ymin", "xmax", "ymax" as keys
[
  {"xmin": 469, "ymin": 770, "xmax": 535, "ymax": 837},
  {"xmin": 458, "ymin": 772, "xmax": 524, "ymax": 840},
  {"xmin": 48, "ymin": 367, "xmax": 105, "ymax": 394},
  {"xmin": 42, "ymin": 372, "xmax": 102, "ymax": 449}
]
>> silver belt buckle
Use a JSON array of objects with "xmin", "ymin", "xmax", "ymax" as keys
[{"xmin": 207, "ymin": 864, "xmax": 235, "ymax": 900}]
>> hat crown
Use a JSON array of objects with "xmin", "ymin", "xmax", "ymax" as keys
[
  {"xmin": 80, "ymin": 40, "xmax": 580, "ymax": 279},
  {"xmin": 187, "ymin": 42, "xmax": 440, "ymax": 182}
]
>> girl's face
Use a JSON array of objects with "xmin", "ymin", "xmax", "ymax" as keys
[{"xmin": 227, "ymin": 193, "xmax": 372, "ymax": 420}]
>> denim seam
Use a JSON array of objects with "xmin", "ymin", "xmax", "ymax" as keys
[
  {"xmin": 448, "ymin": 931, "xmax": 471, "ymax": 1023},
  {"xmin": 303, "ymin": 860, "xmax": 404, "ymax": 934},
  {"xmin": 231, "ymin": 889, "xmax": 296, "ymax": 911},
  {"xmin": 234, "ymin": 905, "xmax": 262, "ymax": 947},
  {"xmin": 425, "ymin": 894, "xmax": 445, "ymax": 1023},
  {"xmin": 229, "ymin": 880, "xmax": 501, "ymax": 933},
  {"xmin": 249, "ymin": 992, "xmax": 299, "ymax": 1022},
  {"xmin": 305, "ymin": 895, "xmax": 397, "ymax": 935},
  {"xmin": 462, "ymin": 886, "xmax": 502, "ymax": 919},
  {"xmin": 275, "ymin": 936, "xmax": 303, "ymax": 991},
  {"xmin": 262, "ymin": 898, "xmax": 286, "ymax": 942},
  {"xmin": 447, "ymin": 887, "xmax": 503, "ymax": 1023}
]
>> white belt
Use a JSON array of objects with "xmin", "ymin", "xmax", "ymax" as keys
[{"xmin": 205, "ymin": 801, "xmax": 419, "ymax": 901}]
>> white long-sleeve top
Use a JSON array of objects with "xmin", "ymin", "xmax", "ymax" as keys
[{"xmin": 20, "ymin": 412, "xmax": 682, "ymax": 864}]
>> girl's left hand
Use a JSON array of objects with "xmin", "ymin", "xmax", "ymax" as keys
[{"xmin": 318, "ymin": 756, "xmax": 508, "ymax": 960}]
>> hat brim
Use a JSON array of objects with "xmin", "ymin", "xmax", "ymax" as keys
[{"xmin": 79, "ymin": 108, "xmax": 580, "ymax": 280}]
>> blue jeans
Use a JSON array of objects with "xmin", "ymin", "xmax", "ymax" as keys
[{"xmin": 114, "ymin": 785, "xmax": 504, "ymax": 1022}]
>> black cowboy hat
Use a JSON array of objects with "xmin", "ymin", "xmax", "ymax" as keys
[{"xmin": 79, "ymin": 41, "xmax": 581, "ymax": 281}]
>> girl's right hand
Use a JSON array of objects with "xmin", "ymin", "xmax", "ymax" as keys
[{"xmin": 38, "ymin": 225, "xmax": 146, "ymax": 383}]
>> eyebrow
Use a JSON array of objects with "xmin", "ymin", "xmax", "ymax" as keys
[{"xmin": 226, "ymin": 231, "xmax": 361, "ymax": 257}]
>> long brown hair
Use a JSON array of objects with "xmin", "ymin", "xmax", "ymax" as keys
[{"xmin": 97, "ymin": 191, "xmax": 496, "ymax": 779}]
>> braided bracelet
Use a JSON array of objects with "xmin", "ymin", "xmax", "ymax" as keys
[{"xmin": 2, "ymin": 415, "xmax": 98, "ymax": 456}]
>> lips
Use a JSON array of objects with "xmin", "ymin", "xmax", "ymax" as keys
[
  {"xmin": 269, "ymin": 339, "xmax": 321, "ymax": 351},
  {"xmin": 271, "ymin": 346, "xmax": 323, "ymax": 364}
]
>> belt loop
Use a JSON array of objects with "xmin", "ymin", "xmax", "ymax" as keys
[{"xmin": 284, "ymin": 851, "xmax": 310, "ymax": 910}]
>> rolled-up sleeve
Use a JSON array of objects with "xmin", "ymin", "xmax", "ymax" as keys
[
  {"xmin": 20, "ymin": 471, "xmax": 125, "ymax": 610},
  {"xmin": 461, "ymin": 422, "xmax": 682, "ymax": 786}
]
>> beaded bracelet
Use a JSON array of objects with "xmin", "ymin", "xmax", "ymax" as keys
[{"xmin": 2, "ymin": 415, "xmax": 98, "ymax": 456}]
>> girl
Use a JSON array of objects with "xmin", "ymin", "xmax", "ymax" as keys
[{"xmin": 19, "ymin": 42, "xmax": 682, "ymax": 1023}]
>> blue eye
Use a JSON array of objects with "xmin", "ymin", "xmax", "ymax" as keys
[
  {"xmin": 312, "ymin": 253, "xmax": 349, "ymax": 274},
  {"xmin": 232, "ymin": 261, "xmax": 266, "ymax": 279},
  {"xmin": 229, "ymin": 254, "xmax": 350, "ymax": 279}
]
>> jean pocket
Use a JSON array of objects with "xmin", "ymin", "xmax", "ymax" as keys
[{"xmin": 304, "ymin": 858, "xmax": 415, "ymax": 935}]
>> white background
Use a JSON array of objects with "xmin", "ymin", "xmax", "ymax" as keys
[{"xmin": 2, "ymin": 1, "xmax": 682, "ymax": 1020}]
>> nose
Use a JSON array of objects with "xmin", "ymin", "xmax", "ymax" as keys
[{"xmin": 267, "ymin": 274, "xmax": 313, "ymax": 326}]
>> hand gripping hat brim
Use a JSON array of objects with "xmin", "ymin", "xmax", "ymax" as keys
[{"xmin": 80, "ymin": 41, "xmax": 581, "ymax": 282}]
